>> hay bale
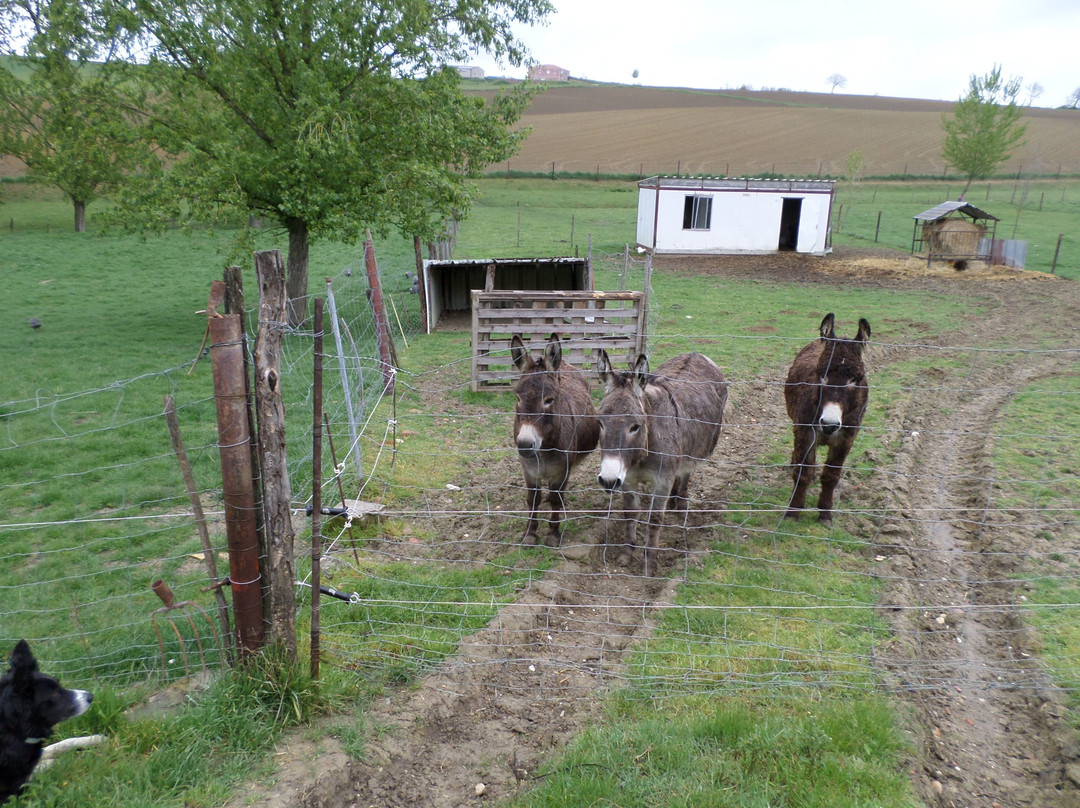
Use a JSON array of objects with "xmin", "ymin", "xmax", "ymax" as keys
[{"xmin": 923, "ymin": 217, "xmax": 984, "ymax": 255}]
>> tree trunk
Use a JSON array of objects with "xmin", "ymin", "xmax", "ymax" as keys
[
  {"xmin": 74, "ymin": 200, "xmax": 86, "ymax": 233},
  {"xmin": 285, "ymin": 217, "xmax": 310, "ymax": 327}
]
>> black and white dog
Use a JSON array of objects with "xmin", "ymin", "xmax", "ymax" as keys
[{"xmin": 0, "ymin": 640, "xmax": 94, "ymax": 804}]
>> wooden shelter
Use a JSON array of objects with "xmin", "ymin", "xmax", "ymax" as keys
[{"xmin": 419, "ymin": 256, "xmax": 592, "ymax": 333}]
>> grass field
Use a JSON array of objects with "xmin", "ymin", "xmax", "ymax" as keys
[
  {"xmin": 2, "ymin": 176, "xmax": 1078, "ymax": 807},
  {"xmin": 461, "ymin": 175, "xmax": 1080, "ymax": 279}
]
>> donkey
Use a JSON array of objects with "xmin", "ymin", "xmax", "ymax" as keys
[
  {"xmin": 511, "ymin": 333, "xmax": 600, "ymax": 545},
  {"xmin": 596, "ymin": 350, "xmax": 728, "ymax": 576},
  {"xmin": 784, "ymin": 313, "xmax": 871, "ymax": 522}
]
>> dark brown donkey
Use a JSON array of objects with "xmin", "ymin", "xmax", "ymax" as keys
[
  {"xmin": 511, "ymin": 333, "xmax": 600, "ymax": 545},
  {"xmin": 596, "ymin": 350, "xmax": 728, "ymax": 576},
  {"xmin": 784, "ymin": 313, "xmax": 871, "ymax": 522}
]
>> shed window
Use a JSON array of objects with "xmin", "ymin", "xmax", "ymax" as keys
[{"xmin": 682, "ymin": 195, "xmax": 712, "ymax": 230}]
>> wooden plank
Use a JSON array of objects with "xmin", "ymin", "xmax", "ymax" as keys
[{"xmin": 472, "ymin": 290, "xmax": 646, "ymax": 388}]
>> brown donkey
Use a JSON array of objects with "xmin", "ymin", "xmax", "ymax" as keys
[
  {"xmin": 511, "ymin": 333, "xmax": 599, "ymax": 545},
  {"xmin": 784, "ymin": 313, "xmax": 871, "ymax": 522},
  {"xmin": 596, "ymin": 350, "xmax": 728, "ymax": 576}
]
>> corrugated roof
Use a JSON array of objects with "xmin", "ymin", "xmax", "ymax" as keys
[
  {"xmin": 639, "ymin": 176, "xmax": 835, "ymax": 193},
  {"xmin": 913, "ymin": 200, "xmax": 999, "ymax": 222}
]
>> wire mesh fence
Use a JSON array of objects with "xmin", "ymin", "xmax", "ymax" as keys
[{"xmin": 2, "ymin": 247, "xmax": 1079, "ymax": 715}]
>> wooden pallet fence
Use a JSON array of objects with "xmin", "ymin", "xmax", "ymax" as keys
[{"xmin": 471, "ymin": 290, "xmax": 646, "ymax": 391}]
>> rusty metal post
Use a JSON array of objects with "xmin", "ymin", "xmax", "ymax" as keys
[
  {"xmin": 253, "ymin": 250, "xmax": 297, "ymax": 660},
  {"xmin": 311, "ymin": 297, "xmax": 324, "ymax": 680},
  {"xmin": 209, "ymin": 314, "xmax": 265, "ymax": 656}
]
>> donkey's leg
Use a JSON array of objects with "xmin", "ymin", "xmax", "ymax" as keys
[
  {"xmin": 786, "ymin": 427, "xmax": 818, "ymax": 518},
  {"xmin": 817, "ymin": 438, "xmax": 854, "ymax": 522},
  {"xmin": 667, "ymin": 472, "xmax": 691, "ymax": 516},
  {"xmin": 616, "ymin": 490, "xmax": 639, "ymax": 567},
  {"xmin": 642, "ymin": 481, "xmax": 671, "ymax": 577},
  {"xmin": 545, "ymin": 476, "xmax": 570, "ymax": 547},
  {"xmin": 521, "ymin": 464, "xmax": 544, "ymax": 543}
]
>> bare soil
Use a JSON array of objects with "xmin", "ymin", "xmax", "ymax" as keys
[{"xmin": 231, "ymin": 248, "xmax": 1080, "ymax": 808}]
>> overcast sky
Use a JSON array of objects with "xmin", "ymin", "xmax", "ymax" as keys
[{"xmin": 467, "ymin": 0, "xmax": 1080, "ymax": 107}]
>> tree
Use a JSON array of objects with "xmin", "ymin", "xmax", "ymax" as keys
[
  {"xmin": 1025, "ymin": 81, "xmax": 1043, "ymax": 106},
  {"xmin": 941, "ymin": 65, "xmax": 1027, "ymax": 197},
  {"xmin": 0, "ymin": 0, "xmax": 151, "ymax": 231},
  {"xmin": 109, "ymin": 0, "xmax": 553, "ymax": 326},
  {"xmin": 1066, "ymin": 87, "xmax": 1080, "ymax": 109},
  {"xmin": 827, "ymin": 73, "xmax": 847, "ymax": 93},
  {"xmin": 845, "ymin": 149, "xmax": 865, "ymax": 198}
]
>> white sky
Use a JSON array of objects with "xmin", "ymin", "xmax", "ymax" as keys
[{"xmin": 467, "ymin": 0, "xmax": 1080, "ymax": 107}]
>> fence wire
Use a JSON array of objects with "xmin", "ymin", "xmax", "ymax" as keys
[{"xmin": 2, "ymin": 249, "xmax": 1079, "ymax": 714}]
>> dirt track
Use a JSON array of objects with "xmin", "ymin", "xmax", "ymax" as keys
[{"xmin": 231, "ymin": 249, "xmax": 1080, "ymax": 808}]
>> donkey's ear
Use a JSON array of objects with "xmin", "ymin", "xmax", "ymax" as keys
[
  {"xmin": 819, "ymin": 313, "xmax": 836, "ymax": 340},
  {"xmin": 596, "ymin": 349, "xmax": 614, "ymax": 389},
  {"xmin": 855, "ymin": 318, "xmax": 871, "ymax": 343},
  {"xmin": 544, "ymin": 333, "xmax": 563, "ymax": 371},
  {"xmin": 510, "ymin": 335, "xmax": 529, "ymax": 372},
  {"xmin": 631, "ymin": 354, "xmax": 650, "ymax": 390}
]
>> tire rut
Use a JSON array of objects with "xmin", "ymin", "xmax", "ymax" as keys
[{"xmin": 874, "ymin": 351, "xmax": 1079, "ymax": 807}]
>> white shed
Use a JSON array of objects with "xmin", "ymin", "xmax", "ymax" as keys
[{"xmin": 636, "ymin": 176, "xmax": 836, "ymax": 256}]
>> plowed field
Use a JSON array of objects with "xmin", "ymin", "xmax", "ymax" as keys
[{"xmin": 481, "ymin": 84, "xmax": 1080, "ymax": 178}]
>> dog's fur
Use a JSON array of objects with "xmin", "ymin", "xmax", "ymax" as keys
[{"xmin": 0, "ymin": 640, "xmax": 93, "ymax": 803}]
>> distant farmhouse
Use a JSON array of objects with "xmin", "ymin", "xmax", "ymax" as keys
[
  {"xmin": 452, "ymin": 65, "xmax": 485, "ymax": 79},
  {"xmin": 529, "ymin": 64, "xmax": 570, "ymax": 82}
]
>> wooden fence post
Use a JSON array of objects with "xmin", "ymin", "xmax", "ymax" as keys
[
  {"xmin": 1051, "ymin": 234, "xmax": 1064, "ymax": 274},
  {"xmin": 413, "ymin": 235, "xmax": 428, "ymax": 333},
  {"xmin": 163, "ymin": 395, "xmax": 234, "ymax": 663},
  {"xmin": 209, "ymin": 314, "xmax": 265, "ymax": 656},
  {"xmin": 364, "ymin": 233, "xmax": 396, "ymax": 394},
  {"xmin": 253, "ymin": 250, "xmax": 297, "ymax": 659},
  {"xmin": 222, "ymin": 265, "xmax": 267, "ymax": 615}
]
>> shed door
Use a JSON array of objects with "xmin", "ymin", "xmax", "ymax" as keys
[{"xmin": 778, "ymin": 198, "xmax": 802, "ymax": 251}]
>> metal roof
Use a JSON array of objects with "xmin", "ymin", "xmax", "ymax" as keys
[
  {"xmin": 639, "ymin": 176, "xmax": 835, "ymax": 193},
  {"xmin": 913, "ymin": 200, "xmax": 999, "ymax": 222}
]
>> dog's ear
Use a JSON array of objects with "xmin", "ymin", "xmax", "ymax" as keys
[{"xmin": 10, "ymin": 640, "xmax": 38, "ymax": 680}]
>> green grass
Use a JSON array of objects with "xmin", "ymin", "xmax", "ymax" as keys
[
  {"xmin": 833, "ymin": 179, "xmax": 1080, "ymax": 278},
  {"xmin": 14, "ymin": 649, "xmax": 330, "ymax": 808},
  {"xmin": 459, "ymin": 176, "xmax": 1080, "ymax": 280},
  {"xmin": 994, "ymin": 368, "xmax": 1080, "ymax": 720},
  {"xmin": 2, "ymin": 177, "xmax": 1077, "ymax": 806},
  {"xmin": 508, "ymin": 696, "xmax": 915, "ymax": 808}
]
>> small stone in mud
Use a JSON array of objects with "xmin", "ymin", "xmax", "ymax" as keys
[
  {"xmin": 930, "ymin": 779, "xmax": 943, "ymax": 795},
  {"xmin": 475, "ymin": 782, "xmax": 486, "ymax": 796}
]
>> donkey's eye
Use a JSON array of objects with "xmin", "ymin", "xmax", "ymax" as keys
[
  {"xmin": 628, "ymin": 424, "xmax": 640, "ymax": 436},
  {"xmin": 846, "ymin": 380, "xmax": 857, "ymax": 388},
  {"xmin": 543, "ymin": 396, "xmax": 555, "ymax": 409}
]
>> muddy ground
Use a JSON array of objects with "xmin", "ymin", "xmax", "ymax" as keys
[{"xmin": 229, "ymin": 248, "xmax": 1080, "ymax": 808}]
